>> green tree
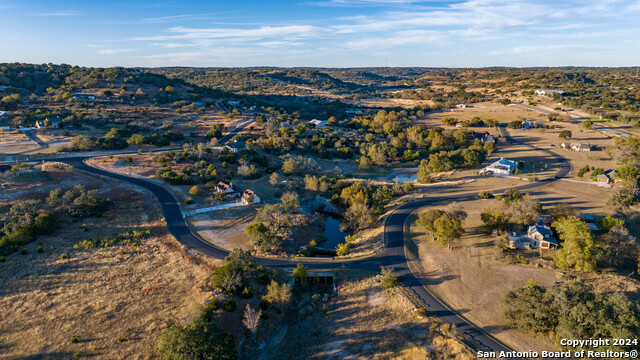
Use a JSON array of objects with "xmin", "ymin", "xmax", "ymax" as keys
[
  {"xmin": 33, "ymin": 211, "xmax": 56, "ymax": 235},
  {"xmin": 616, "ymin": 166, "xmax": 640, "ymax": 184},
  {"xmin": 416, "ymin": 209, "xmax": 445, "ymax": 239},
  {"xmin": 189, "ymin": 186, "xmax": 201, "ymax": 196},
  {"xmin": 558, "ymin": 130, "xmax": 572, "ymax": 139},
  {"xmin": 157, "ymin": 314, "xmax": 237, "ymax": 360},
  {"xmin": 293, "ymin": 263, "xmax": 308, "ymax": 285},
  {"xmin": 342, "ymin": 203, "xmax": 376, "ymax": 232},
  {"xmin": 336, "ymin": 242, "xmax": 349, "ymax": 256},
  {"xmin": 434, "ymin": 214, "xmax": 465, "ymax": 249},
  {"xmin": 416, "ymin": 159, "xmax": 431, "ymax": 183},
  {"xmin": 265, "ymin": 280, "xmax": 292, "ymax": 314},
  {"xmin": 480, "ymin": 202, "xmax": 510, "ymax": 233},
  {"xmin": 380, "ymin": 266, "xmax": 399, "ymax": 289},
  {"xmin": 280, "ymin": 191, "xmax": 299, "ymax": 212},
  {"xmin": 70, "ymin": 135, "xmax": 97, "ymax": 151},
  {"xmin": 598, "ymin": 215, "xmax": 624, "ymax": 233},
  {"xmin": 128, "ymin": 133, "xmax": 146, "ymax": 145},
  {"xmin": 553, "ymin": 217, "xmax": 596, "ymax": 272}
]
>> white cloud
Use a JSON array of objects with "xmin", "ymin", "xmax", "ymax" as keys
[
  {"xmin": 98, "ymin": 49, "xmax": 134, "ymax": 55},
  {"xmin": 132, "ymin": 25, "xmax": 324, "ymax": 42}
]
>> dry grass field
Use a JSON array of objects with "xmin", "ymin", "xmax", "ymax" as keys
[
  {"xmin": 404, "ymin": 176, "xmax": 633, "ymax": 354},
  {"xmin": 0, "ymin": 131, "xmax": 29, "ymax": 144},
  {"xmin": 0, "ymin": 167, "xmax": 213, "ymax": 359},
  {"xmin": 189, "ymin": 206, "xmax": 256, "ymax": 251},
  {"xmin": 277, "ymin": 276, "xmax": 474, "ymax": 360}
]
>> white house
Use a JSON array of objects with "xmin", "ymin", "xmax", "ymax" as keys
[
  {"xmin": 456, "ymin": 104, "xmax": 467, "ymax": 108},
  {"xmin": 241, "ymin": 189, "xmax": 261, "ymax": 205},
  {"xmin": 309, "ymin": 119, "xmax": 328, "ymax": 129},
  {"xmin": 227, "ymin": 100, "xmax": 240, "ymax": 107},
  {"xmin": 213, "ymin": 182, "xmax": 235, "ymax": 197},
  {"xmin": 521, "ymin": 121, "xmax": 540, "ymax": 129},
  {"xmin": 535, "ymin": 89, "xmax": 564, "ymax": 96},
  {"xmin": 561, "ymin": 142, "xmax": 590, "ymax": 152},
  {"xmin": 508, "ymin": 224, "xmax": 558, "ymax": 250},
  {"xmin": 483, "ymin": 158, "xmax": 517, "ymax": 175}
]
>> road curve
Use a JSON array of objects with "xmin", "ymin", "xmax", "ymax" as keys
[{"xmin": 54, "ymin": 124, "xmax": 569, "ymax": 355}]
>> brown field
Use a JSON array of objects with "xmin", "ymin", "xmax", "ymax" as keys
[
  {"xmin": 0, "ymin": 167, "xmax": 213, "ymax": 359},
  {"xmin": 189, "ymin": 206, "xmax": 257, "ymax": 251},
  {"xmin": 277, "ymin": 275, "xmax": 474, "ymax": 360},
  {"xmin": 404, "ymin": 176, "xmax": 635, "ymax": 354},
  {"xmin": 418, "ymin": 103, "xmax": 549, "ymax": 127},
  {"xmin": 0, "ymin": 131, "xmax": 29, "ymax": 144}
]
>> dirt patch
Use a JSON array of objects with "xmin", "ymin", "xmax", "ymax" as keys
[{"xmin": 276, "ymin": 276, "xmax": 474, "ymax": 360}]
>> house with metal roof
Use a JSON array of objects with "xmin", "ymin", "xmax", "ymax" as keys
[
  {"xmin": 508, "ymin": 224, "xmax": 558, "ymax": 250},
  {"xmin": 483, "ymin": 158, "xmax": 517, "ymax": 175}
]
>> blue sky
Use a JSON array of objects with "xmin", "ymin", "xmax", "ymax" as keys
[{"xmin": 1, "ymin": 0, "xmax": 640, "ymax": 67}]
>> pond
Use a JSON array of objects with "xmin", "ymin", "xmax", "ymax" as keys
[
  {"xmin": 321, "ymin": 216, "xmax": 348, "ymax": 249},
  {"xmin": 393, "ymin": 175, "xmax": 417, "ymax": 182}
]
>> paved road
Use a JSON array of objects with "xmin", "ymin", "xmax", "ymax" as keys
[
  {"xmin": 13, "ymin": 122, "xmax": 569, "ymax": 355},
  {"xmin": 22, "ymin": 129, "xmax": 49, "ymax": 149}
]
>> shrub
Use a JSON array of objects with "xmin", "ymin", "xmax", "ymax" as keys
[
  {"xmin": 20, "ymin": 249, "xmax": 28, "ymax": 255},
  {"xmin": 224, "ymin": 299, "xmax": 237, "ymax": 312},
  {"xmin": 70, "ymin": 336, "xmax": 79, "ymax": 343},
  {"xmin": 336, "ymin": 242, "xmax": 349, "ymax": 256},
  {"xmin": 241, "ymin": 287, "xmax": 252, "ymax": 299},
  {"xmin": 258, "ymin": 273, "xmax": 269, "ymax": 285},
  {"xmin": 189, "ymin": 186, "xmax": 201, "ymax": 196},
  {"xmin": 117, "ymin": 336, "xmax": 127, "ymax": 343},
  {"xmin": 558, "ymin": 130, "xmax": 572, "ymax": 139},
  {"xmin": 260, "ymin": 296, "xmax": 270, "ymax": 310},
  {"xmin": 507, "ymin": 120, "xmax": 522, "ymax": 129},
  {"xmin": 210, "ymin": 298, "xmax": 220, "ymax": 310},
  {"xmin": 184, "ymin": 197, "xmax": 193, "ymax": 205},
  {"xmin": 478, "ymin": 191, "xmax": 494, "ymax": 199},
  {"xmin": 33, "ymin": 211, "xmax": 57, "ymax": 235},
  {"xmin": 0, "ymin": 227, "xmax": 36, "ymax": 249},
  {"xmin": 0, "ymin": 256, "xmax": 5, "ymax": 262},
  {"xmin": 74, "ymin": 240, "xmax": 96, "ymax": 250},
  {"xmin": 380, "ymin": 267, "xmax": 399, "ymax": 289},
  {"xmin": 37, "ymin": 246, "xmax": 43, "ymax": 253},
  {"xmin": 61, "ymin": 253, "xmax": 68, "ymax": 259}
]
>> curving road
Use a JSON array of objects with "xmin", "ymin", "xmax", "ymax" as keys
[{"xmin": 33, "ymin": 124, "xmax": 570, "ymax": 355}]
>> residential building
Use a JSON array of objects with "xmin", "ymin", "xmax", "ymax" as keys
[
  {"xmin": 560, "ymin": 142, "xmax": 591, "ymax": 152},
  {"xmin": 225, "ymin": 140, "xmax": 246, "ymax": 153},
  {"xmin": 483, "ymin": 158, "xmax": 517, "ymax": 175},
  {"xmin": 309, "ymin": 119, "xmax": 329, "ymax": 129},
  {"xmin": 596, "ymin": 174, "xmax": 612, "ymax": 184},
  {"xmin": 476, "ymin": 133, "xmax": 495, "ymax": 144},
  {"xmin": 72, "ymin": 93, "xmax": 96, "ymax": 100},
  {"xmin": 535, "ymin": 89, "xmax": 564, "ymax": 96},
  {"xmin": 521, "ymin": 121, "xmax": 539, "ymax": 129},
  {"xmin": 241, "ymin": 189, "xmax": 261, "ymax": 205},
  {"xmin": 35, "ymin": 117, "xmax": 61, "ymax": 129},
  {"xmin": 0, "ymin": 86, "xmax": 7, "ymax": 91},
  {"xmin": 456, "ymin": 104, "xmax": 467, "ymax": 108},
  {"xmin": 227, "ymin": 100, "xmax": 240, "ymax": 107},
  {"xmin": 214, "ymin": 182, "xmax": 235, "ymax": 195},
  {"xmin": 508, "ymin": 224, "xmax": 558, "ymax": 250}
]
